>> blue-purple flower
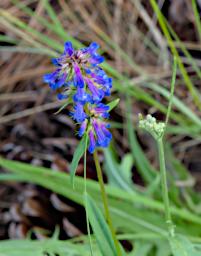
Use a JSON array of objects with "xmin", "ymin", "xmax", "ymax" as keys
[
  {"xmin": 44, "ymin": 70, "xmax": 67, "ymax": 90},
  {"xmin": 78, "ymin": 119, "xmax": 88, "ymax": 137},
  {"xmin": 85, "ymin": 78, "xmax": 104, "ymax": 103},
  {"xmin": 91, "ymin": 103, "xmax": 110, "ymax": 119},
  {"xmin": 79, "ymin": 103, "xmax": 112, "ymax": 153},
  {"xmin": 73, "ymin": 63, "xmax": 85, "ymax": 88},
  {"xmin": 44, "ymin": 41, "xmax": 113, "ymax": 153},
  {"xmin": 85, "ymin": 120, "xmax": 112, "ymax": 154},
  {"xmin": 73, "ymin": 87, "xmax": 91, "ymax": 105},
  {"xmin": 88, "ymin": 130, "xmax": 96, "ymax": 154},
  {"xmin": 70, "ymin": 103, "xmax": 87, "ymax": 123},
  {"xmin": 92, "ymin": 120, "xmax": 112, "ymax": 147}
]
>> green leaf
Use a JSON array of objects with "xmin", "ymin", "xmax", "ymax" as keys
[
  {"xmin": 107, "ymin": 98, "xmax": 120, "ymax": 112},
  {"xmin": 120, "ymin": 153, "xmax": 134, "ymax": 184},
  {"xmin": 192, "ymin": 0, "xmax": 201, "ymax": 42},
  {"xmin": 0, "ymin": 238, "xmax": 99, "ymax": 256},
  {"xmin": 104, "ymin": 147, "xmax": 134, "ymax": 192},
  {"xmin": 164, "ymin": 56, "xmax": 177, "ymax": 130},
  {"xmin": 42, "ymin": 0, "xmax": 64, "ymax": 31},
  {"xmin": 1, "ymin": 158, "xmax": 201, "ymax": 234},
  {"xmin": 70, "ymin": 134, "xmax": 88, "ymax": 188},
  {"xmin": 169, "ymin": 235, "xmax": 200, "ymax": 256},
  {"xmin": 54, "ymin": 100, "xmax": 70, "ymax": 115},
  {"xmin": 155, "ymin": 240, "xmax": 171, "ymax": 256},
  {"xmin": 84, "ymin": 193, "xmax": 117, "ymax": 256},
  {"xmin": 132, "ymin": 241, "xmax": 153, "ymax": 256}
]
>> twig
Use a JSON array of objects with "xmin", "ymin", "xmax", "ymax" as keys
[{"xmin": 0, "ymin": 101, "xmax": 62, "ymax": 124}]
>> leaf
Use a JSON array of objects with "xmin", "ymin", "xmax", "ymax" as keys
[
  {"xmin": 104, "ymin": 147, "xmax": 134, "ymax": 192},
  {"xmin": 84, "ymin": 193, "xmax": 119, "ymax": 256},
  {"xmin": 192, "ymin": 0, "xmax": 201, "ymax": 43},
  {"xmin": 70, "ymin": 134, "xmax": 88, "ymax": 187},
  {"xmin": 0, "ymin": 238, "xmax": 98, "ymax": 256},
  {"xmin": 54, "ymin": 100, "xmax": 70, "ymax": 115},
  {"xmin": 132, "ymin": 241, "xmax": 153, "ymax": 256},
  {"xmin": 1, "ymin": 158, "xmax": 201, "ymax": 232},
  {"xmin": 120, "ymin": 153, "xmax": 133, "ymax": 184},
  {"xmin": 107, "ymin": 98, "xmax": 120, "ymax": 111},
  {"xmin": 169, "ymin": 235, "xmax": 200, "ymax": 256},
  {"xmin": 42, "ymin": 0, "xmax": 64, "ymax": 31},
  {"xmin": 164, "ymin": 56, "xmax": 177, "ymax": 129},
  {"xmin": 155, "ymin": 240, "xmax": 171, "ymax": 256}
]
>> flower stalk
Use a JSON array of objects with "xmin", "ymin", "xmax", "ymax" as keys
[
  {"xmin": 93, "ymin": 150, "xmax": 122, "ymax": 256},
  {"xmin": 139, "ymin": 114, "xmax": 175, "ymax": 237},
  {"xmin": 157, "ymin": 137, "xmax": 175, "ymax": 237}
]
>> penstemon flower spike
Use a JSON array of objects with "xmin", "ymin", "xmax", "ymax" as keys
[
  {"xmin": 44, "ymin": 41, "xmax": 113, "ymax": 153},
  {"xmin": 44, "ymin": 41, "xmax": 122, "ymax": 255}
]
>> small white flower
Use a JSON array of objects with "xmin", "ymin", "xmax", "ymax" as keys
[{"xmin": 139, "ymin": 114, "xmax": 165, "ymax": 139}]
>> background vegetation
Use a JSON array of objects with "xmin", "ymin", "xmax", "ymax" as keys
[{"xmin": 0, "ymin": 0, "xmax": 201, "ymax": 255}]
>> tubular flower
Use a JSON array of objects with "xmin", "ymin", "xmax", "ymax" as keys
[
  {"xmin": 44, "ymin": 41, "xmax": 113, "ymax": 153},
  {"xmin": 70, "ymin": 103, "xmax": 87, "ymax": 123}
]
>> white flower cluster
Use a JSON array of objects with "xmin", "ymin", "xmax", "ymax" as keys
[{"xmin": 139, "ymin": 114, "xmax": 165, "ymax": 139}]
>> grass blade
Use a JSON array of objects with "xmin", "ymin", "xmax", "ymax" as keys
[
  {"xmin": 84, "ymin": 193, "xmax": 119, "ymax": 256},
  {"xmin": 192, "ymin": 0, "xmax": 201, "ymax": 42},
  {"xmin": 150, "ymin": 0, "xmax": 201, "ymax": 110}
]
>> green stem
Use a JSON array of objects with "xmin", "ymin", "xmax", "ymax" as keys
[
  {"xmin": 93, "ymin": 150, "xmax": 122, "ymax": 256},
  {"xmin": 157, "ymin": 138, "xmax": 175, "ymax": 237},
  {"xmin": 164, "ymin": 56, "xmax": 177, "ymax": 130},
  {"xmin": 83, "ymin": 137, "xmax": 93, "ymax": 255}
]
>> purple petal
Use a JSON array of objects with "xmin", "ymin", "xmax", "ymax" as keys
[
  {"xmin": 89, "ymin": 53, "xmax": 104, "ymax": 65},
  {"xmin": 73, "ymin": 63, "xmax": 85, "ymax": 88},
  {"xmin": 88, "ymin": 130, "xmax": 96, "ymax": 153},
  {"xmin": 70, "ymin": 103, "xmax": 87, "ymax": 123},
  {"xmin": 92, "ymin": 120, "xmax": 109, "ymax": 147},
  {"xmin": 94, "ymin": 103, "xmax": 109, "ymax": 113},
  {"xmin": 85, "ymin": 78, "xmax": 104, "ymax": 103},
  {"xmin": 89, "ymin": 42, "xmax": 99, "ymax": 52},
  {"xmin": 64, "ymin": 41, "xmax": 74, "ymax": 56},
  {"xmin": 53, "ymin": 72, "xmax": 67, "ymax": 89},
  {"xmin": 51, "ymin": 58, "xmax": 61, "ymax": 66},
  {"xmin": 43, "ymin": 70, "xmax": 58, "ymax": 83},
  {"xmin": 101, "ymin": 123, "xmax": 112, "ymax": 140},
  {"xmin": 73, "ymin": 87, "xmax": 91, "ymax": 105},
  {"xmin": 94, "ymin": 103, "xmax": 110, "ymax": 118},
  {"xmin": 78, "ymin": 119, "xmax": 88, "ymax": 137},
  {"xmin": 57, "ymin": 93, "xmax": 68, "ymax": 100}
]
